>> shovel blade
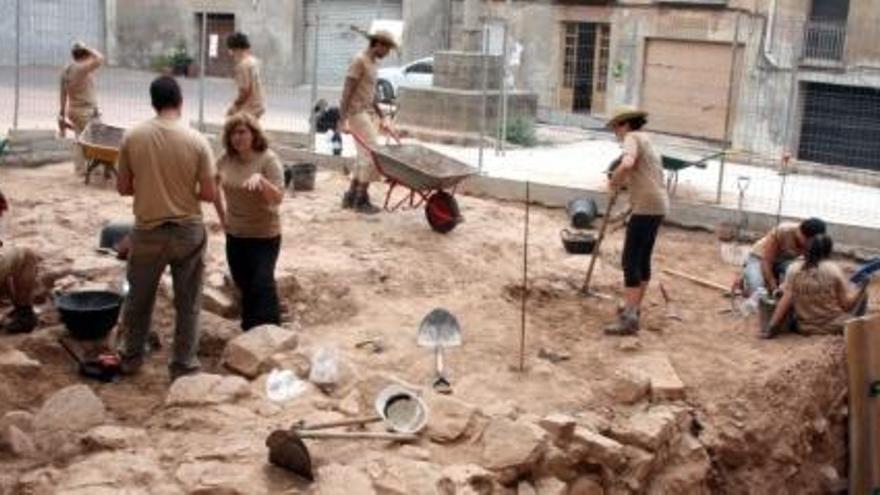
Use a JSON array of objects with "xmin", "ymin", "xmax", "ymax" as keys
[
  {"xmin": 266, "ymin": 429, "xmax": 313, "ymax": 481},
  {"xmin": 417, "ymin": 308, "xmax": 462, "ymax": 348}
]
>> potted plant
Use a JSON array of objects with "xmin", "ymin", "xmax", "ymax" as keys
[{"xmin": 168, "ymin": 41, "xmax": 194, "ymax": 77}]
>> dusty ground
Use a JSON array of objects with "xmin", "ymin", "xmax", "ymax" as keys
[{"xmin": 0, "ymin": 162, "xmax": 876, "ymax": 494}]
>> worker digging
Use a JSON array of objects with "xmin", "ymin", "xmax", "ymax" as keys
[{"xmin": 1, "ymin": 13, "xmax": 879, "ymax": 495}]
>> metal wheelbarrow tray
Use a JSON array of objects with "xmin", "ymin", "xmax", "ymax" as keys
[
  {"xmin": 354, "ymin": 133, "xmax": 477, "ymax": 233},
  {"xmin": 79, "ymin": 122, "xmax": 125, "ymax": 185}
]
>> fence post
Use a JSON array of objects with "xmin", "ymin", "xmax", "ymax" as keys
[
  {"xmin": 496, "ymin": 20, "xmax": 508, "ymax": 156},
  {"xmin": 308, "ymin": 0, "xmax": 320, "ymax": 152},
  {"xmin": 478, "ymin": 23, "xmax": 489, "ymax": 174},
  {"xmin": 198, "ymin": 11, "xmax": 207, "ymax": 131},
  {"xmin": 13, "ymin": 0, "xmax": 21, "ymax": 130},
  {"xmin": 717, "ymin": 12, "xmax": 742, "ymax": 204}
]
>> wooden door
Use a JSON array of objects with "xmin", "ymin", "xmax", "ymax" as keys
[
  {"xmin": 592, "ymin": 24, "xmax": 610, "ymax": 115},
  {"xmin": 196, "ymin": 13, "xmax": 236, "ymax": 78}
]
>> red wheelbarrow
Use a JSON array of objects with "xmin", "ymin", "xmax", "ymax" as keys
[{"xmin": 351, "ymin": 131, "xmax": 477, "ymax": 233}]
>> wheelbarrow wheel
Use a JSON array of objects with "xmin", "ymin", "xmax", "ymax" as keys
[{"xmin": 425, "ymin": 191, "xmax": 460, "ymax": 234}]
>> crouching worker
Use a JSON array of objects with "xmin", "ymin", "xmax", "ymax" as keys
[
  {"xmin": 741, "ymin": 217, "xmax": 826, "ymax": 297},
  {"xmin": 764, "ymin": 234, "xmax": 867, "ymax": 338},
  {"xmin": 0, "ymin": 189, "xmax": 39, "ymax": 334}
]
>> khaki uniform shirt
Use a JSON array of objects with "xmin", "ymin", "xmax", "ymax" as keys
[
  {"xmin": 751, "ymin": 222, "xmax": 801, "ymax": 259},
  {"xmin": 117, "ymin": 117, "xmax": 215, "ymax": 230},
  {"xmin": 344, "ymin": 51, "xmax": 378, "ymax": 118},
  {"xmin": 233, "ymin": 56, "xmax": 266, "ymax": 118},
  {"xmin": 621, "ymin": 132, "xmax": 669, "ymax": 216},
  {"xmin": 783, "ymin": 260, "xmax": 849, "ymax": 335},
  {"xmin": 216, "ymin": 150, "xmax": 284, "ymax": 238},
  {"xmin": 62, "ymin": 62, "xmax": 99, "ymax": 130}
]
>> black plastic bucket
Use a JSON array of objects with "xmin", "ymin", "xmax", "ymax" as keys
[
  {"xmin": 287, "ymin": 163, "xmax": 316, "ymax": 191},
  {"xmin": 567, "ymin": 198, "xmax": 598, "ymax": 229}
]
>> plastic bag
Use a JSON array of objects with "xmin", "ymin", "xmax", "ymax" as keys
[
  {"xmin": 266, "ymin": 368, "xmax": 307, "ymax": 402},
  {"xmin": 308, "ymin": 346, "xmax": 339, "ymax": 386}
]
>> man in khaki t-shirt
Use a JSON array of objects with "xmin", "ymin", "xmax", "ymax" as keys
[
  {"xmin": 59, "ymin": 42, "xmax": 104, "ymax": 175},
  {"xmin": 740, "ymin": 218, "xmax": 826, "ymax": 296},
  {"xmin": 116, "ymin": 76, "xmax": 217, "ymax": 381},
  {"xmin": 340, "ymin": 30, "xmax": 397, "ymax": 214},
  {"xmin": 226, "ymin": 32, "xmax": 265, "ymax": 119}
]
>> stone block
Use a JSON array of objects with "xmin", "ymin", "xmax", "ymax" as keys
[
  {"xmin": 538, "ymin": 413, "xmax": 577, "ymax": 445},
  {"xmin": 627, "ymin": 353, "xmax": 686, "ymax": 401},
  {"xmin": 480, "ymin": 418, "xmax": 548, "ymax": 472},
  {"xmin": 222, "ymin": 325, "xmax": 299, "ymax": 378},
  {"xmin": 427, "ymin": 393, "xmax": 478, "ymax": 443},
  {"xmin": 569, "ymin": 426, "xmax": 626, "ymax": 469},
  {"xmin": 165, "ymin": 373, "xmax": 250, "ymax": 407}
]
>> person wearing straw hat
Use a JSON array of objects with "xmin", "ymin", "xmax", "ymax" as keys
[
  {"xmin": 226, "ymin": 32, "xmax": 266, "ymax": 120},
  {"xmin": 339, "ymin": 29, "xmax": 397, "ymax": 214},
  {"xmin": 59, "ymin": 41, "xmax": 104, "ymax": 175},
  {"xmin": 604, "ymin": 106, "xmax": 669, "ymax": 335}
]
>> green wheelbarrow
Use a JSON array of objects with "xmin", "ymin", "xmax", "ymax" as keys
[{"xmin": 662, "ymin": 151, "xmax": 727, "ymax": 197}]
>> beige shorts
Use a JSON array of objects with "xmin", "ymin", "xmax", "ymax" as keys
[
  {"xmin": 0, "ymin": 245, "xmax": 27, "ymax": 281},
  {"xmin": 349, "ymin": 111, "xmax": 381, "ymax": 183}
]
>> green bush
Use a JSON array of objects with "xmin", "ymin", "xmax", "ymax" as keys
[{"xmin": 505, "ymin": 118, "xmax": 538, "ymax": 147}]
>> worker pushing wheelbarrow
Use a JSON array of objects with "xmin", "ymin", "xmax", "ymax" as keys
[
  {"xmin": 350, "ymin": 130, "xmax": 477, "ymax": 233},
  {"xmin": 78, "ymin": 121, "xmax": 125, "ymax": 185}
]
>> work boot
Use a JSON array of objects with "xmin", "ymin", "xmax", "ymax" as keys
[
  {"xmin": 604, "ymin": 308, "xmax": 639, "ymax": 336},
  {"xmin": 341, "ymin": 181, "xmax": 358, "ymax": 209},
  {"xmin": 2, "ymin": 306, "xmax": 37, "ymax": 334},
  {"xmin": 354, "ymin": 190, "xmax": 381, "ymax": 215}
]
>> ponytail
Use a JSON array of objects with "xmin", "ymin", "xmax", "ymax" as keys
[{"xmin": 804, "ymin": 234, "xmax": 833, "ymax": 269}]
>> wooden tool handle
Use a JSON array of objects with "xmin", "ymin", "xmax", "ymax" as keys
[
  {"xmin": 662, "ymin": 268, "xmax": 731, "ymax": 294},
  {"xmin": 295, "ymin": 416, "xmax": 382, "ymax": 431},
  {"xmin": 581, "ymin": 191, "xmax": 618, "ymax": 293},
  {"xmin": 295, "ymin": 431, "xmax": 418, "ymax": 442}
]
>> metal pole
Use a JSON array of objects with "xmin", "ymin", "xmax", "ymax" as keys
[
  {"xmin": 519, "ymin": 181, "xmax": 530, "ymax": 373},
  {"xmin": 716, "ymin": 12, "xmax": 741, "ymax": 204},
  {"xmin": 13, "ymin": 0, "xmax": 21, "ymax": 130},
  {"xmin": 496, "ymin": 21, "xmax": 508, "ymax": 155},
  {"xmin": 478, "ymin": 23, "xmax": 489, "ymax": 173},
  {"xmin": 308, "ymin": 0, "xmax": 321, "ymax": 152},
  {"xmin": 198, "ymin": 11, "xmax": 207, "ymax": 131},
  {"xmin": 375, "ymin": 0, "xmax": 382, "ymax": 18}
]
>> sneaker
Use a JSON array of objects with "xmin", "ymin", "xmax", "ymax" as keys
[
  {"xmin": 3, "ymin": 306, "xmax": 37, "ymax": 334},
  {"xmin": 604, "ymin": 311, "xmax": 639, "ymax": 336},
  {"xmin": 341, "ymin": 190, "xmax": 355, "ymax": 209},
  {"xmin": 169, "ymin": 362, "xmax": 201, "ymax": 382}
]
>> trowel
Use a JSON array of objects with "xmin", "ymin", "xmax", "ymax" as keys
[{"xmin": 417, "ymin": 308, "xmax": 462, "ymax": 394}]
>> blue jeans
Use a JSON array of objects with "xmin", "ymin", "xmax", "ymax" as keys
[{"xmin": 742, "ymin": 254, "xmax": 765, "ymax": 295}]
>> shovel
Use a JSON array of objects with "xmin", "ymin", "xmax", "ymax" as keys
[
  {"xmin": 581, "ymin": 191, "xmax": 619, "ymax": 298},
  {"xmin": 417, "ymin": 308, "xmax": 462, "ymax": 395},
  {"xmin": 58, "ymin": 337, "xmax": 121, "ymax": 382}
]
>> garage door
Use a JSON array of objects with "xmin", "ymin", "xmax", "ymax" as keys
[
  {"xmin": 0, "ymin": 0, "xmax": 104, "ymax": 66},
  {"xmin": 304, "ymin": 0, "xmax": 402, "ymax": 86},
  {"xmin": 641, "ymin": 39, "xmax": 737, "ymax": 141},
  {"xmin": 798, "ymin": 82, "xmax": 880, "ymax": 171}
]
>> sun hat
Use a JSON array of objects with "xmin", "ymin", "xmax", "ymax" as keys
[
  {"xmin": 369, "ymin": 29, "xmax": 399, "ymax": 50},
  {"xmin": 607, "ymin": 105, "xmax": 648, "ymax": 128}
]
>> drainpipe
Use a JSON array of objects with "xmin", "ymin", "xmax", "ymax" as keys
[{"xmin": 761, "ymin": 0, "xmax": 785, "ymax": 69}]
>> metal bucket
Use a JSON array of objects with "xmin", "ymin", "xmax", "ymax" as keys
[
  {"xmin": 566, "ymin": 198, "xmax": 598, "ymax": 229},
  {"xmin": 374, "ymin": 385, "xmax": 428, "ymax": 435},
  {"xmin": 287, "ymin": 163, "xmax": 316, "ymax": 191}
]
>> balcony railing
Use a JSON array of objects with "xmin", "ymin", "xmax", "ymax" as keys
[{"xmin": 802, "ymin": 19, "xmax": 847, "ymax": 63}]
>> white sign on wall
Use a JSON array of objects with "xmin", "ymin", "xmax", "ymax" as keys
[{"xmin": 209, "ymin": 34, "xmax": 219, "ymax": 58}]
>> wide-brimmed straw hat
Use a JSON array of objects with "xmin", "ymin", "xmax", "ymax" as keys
[
  {"xmin": 606, "ymin": 106, "xmax": 648, "ymax": 128},
  {"xmin": 369, "ymin": 29, "xmax": 399, "ymax": 49}
]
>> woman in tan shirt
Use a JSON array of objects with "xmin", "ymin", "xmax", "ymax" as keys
[
  {"xmin": 213, "ymin": 113, "xmax": 284, "ymax": 330},
  {"xmin": 765, "ymin": 234, "xmax": 867, "ymax": 337},
  {"xmin": 604, "ymin": 107, "xmax": 669, "ymax": 335}
]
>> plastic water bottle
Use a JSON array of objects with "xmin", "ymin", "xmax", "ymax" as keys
[
  {"xmin": 266, "ymin": 369, "xmax": 307, "ymax": 403},
  {"xmin": 331, "ymin": 131, "xmax": 342, "ymax": 156}
]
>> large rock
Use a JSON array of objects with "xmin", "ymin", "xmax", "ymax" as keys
[
  {"xmin": 165, "ymin": 373, "xmax": 251, "ymax": 407},
  {"xmin": 480, "ymin": 418, "xmax": 548, "ymax": 476},
  {"xmin": 606, "ymin": 367, "xmax": 650, "ymax": 405},
  {"xmin": 176, "ymin": 460, "xmax": 286, "ymax": 495},
  {"xmin": 427, "ymin": 393, "xmax": 477, "ymax": 443},
  {"xmin": 81, "ymin": 425, "xmax": 149, "ymax": 452},
  {"xmin": 608, "ymin": 406, "xmax": 682, "ymax": 452},
  {"xmin": 365, "ymin": 457, "xmax": 443, "ymax": 495},
  {"xmin": 569, "ymin": 426, "xmax": 626, "ymax": 469},
  {"xmin": 222, "ymin": 325, "xmax": 299, "ymax": 378},
  {"xmin": 436, "ymin": 464, "xmax": 496, "ymax": 495},
  {"xmin": 0, "ymin": 348, "xmax": 41, "ymax": 376},
  {"xmin": 202, "ymin": 286, "xmax": 238, "ymax": 318},
  {"xmin": 54, "ymin": 451, "xmax": 178, "ymax": 494},
  {"xmin": 535, "ymin": 477, "xmax": 567, "ymax": 495},
  {"xmin": 627, "ymin": 354, "xmax": 686, "ymax": 401},
  {"xmin": 33, "ymin": 384, "xmax": 106, "ymax": 458},
  {"xmin": 199, "ymin": 311, "xmax": 240, "ymax": 357},
  {"xmin": 316, "ymin": 464, "xmax": 376, "ymax": 495},
  {"xmin": 5, "ymin": 425, "xmax": 37, "ymax": 458},
  {"xmin": 0, "ymin": 410, "xmax": 35, "ymax": 447},
  {"xmin": 568, "ymin": 476, "xmax": 604, "ymax": 495},
  {"xmin": 538, "ymin": 413, "xmax": 577, "ymax": 446}
]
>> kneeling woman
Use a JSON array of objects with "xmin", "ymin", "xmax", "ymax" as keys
[
  {"xmin": 214, "ymin": 113, "xmax": 285, "ymax": 330},
  {"xmin": 766, "ymin": 234, "xmax": 867, "ymax": 337}
]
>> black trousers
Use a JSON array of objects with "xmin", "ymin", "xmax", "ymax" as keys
[
  {"xmin": 226, "ymin": 234, "xmax": 281, "ymax": 331},
  {"xmin": 622, "ymin": 215, "xmax": 663, "ymax": 288}
]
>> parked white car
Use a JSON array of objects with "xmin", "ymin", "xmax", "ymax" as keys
[{"xmin": 377, "ymin": 56, "xmax": 434, "ymax": 102}]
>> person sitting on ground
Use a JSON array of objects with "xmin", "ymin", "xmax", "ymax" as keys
[
  {"xmin": 212, "ymin": 113, "xmax": 284, "ymax": 331},
  {"xmin": 116, "ymin": 76, "xmax": 216, "ymax": 381},
  {"xmin": 339, "ymin": 29, "xmax": 397, "ymax": 214},
  {"xmin": 0, "ymin": 189, "xmax": 39, "ymax": 334},
  {"xmin": 604, "ymin": 106, "xmax": 669, "ymax": 336},
  {"xmin": 764, "ymin": 234, "xmax": 867, "ymax": 338},
  {"xmin": 226, "ymin": 32, "xmax": 266, "ymax": 119},
  {"xmin": 59, "ymin": 41, "xmax": 104, "ymax": 175},
  {"xmin": 741, "ymin": 217, "xmax": 826, "ymax": 296}
]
